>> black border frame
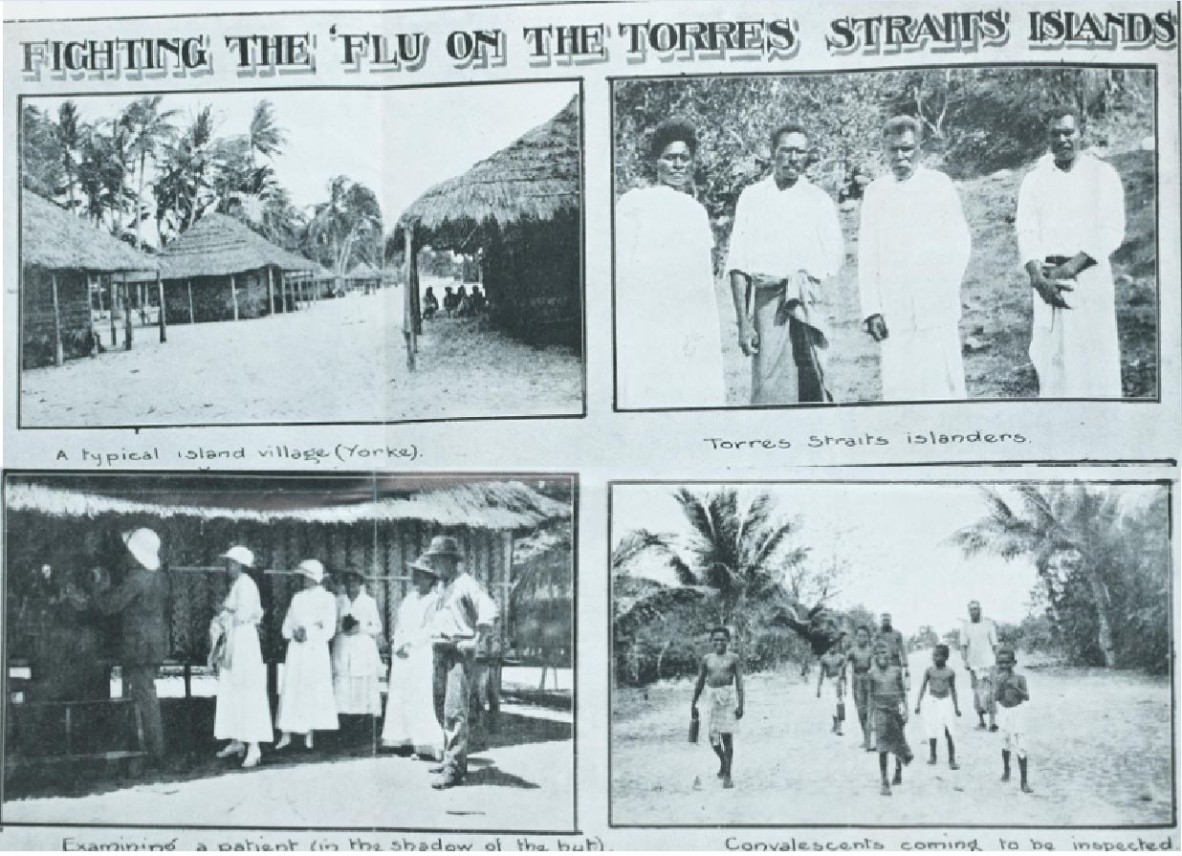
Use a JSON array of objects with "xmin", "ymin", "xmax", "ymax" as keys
[
  {"xmin": 0, "ymin": 468, "xmax": 581, "ymax": 836},
  {"xmin": 14, "ymin": 77, "xmax": 589, "ymax": 431},
  {"xmin": 605, "ymin": 474, "xmax": 1178, "ymax": 830},
  {"xmin": 608, "ymin": 61, "xmax": 1167, "ymax": 412}
]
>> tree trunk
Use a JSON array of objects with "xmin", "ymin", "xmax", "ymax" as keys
[{"xmin": 1086, "ymin": 568, "xmax": 1116, "ymax": 667}]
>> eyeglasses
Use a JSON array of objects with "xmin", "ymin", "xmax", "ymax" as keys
[{"xmin": 775, "ymin": 147, "xmax": 808, "ymax": 157}]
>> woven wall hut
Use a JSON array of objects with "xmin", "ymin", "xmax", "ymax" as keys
[
  {"xmin": 347, "ymin": 261, "xmax": 382, "ymax": 294},
  {"xmin": 5, "ymin": 477, "xmax": 571, "ymax": 683},
  {"xmin": 397, "ymin": 96, "xmax": 581, "ymax": 353},
  {"xmin": 157, "ymin": 214, "xmax": 316, "ymax": 324},
  {"xmin": 20, "ymin": 191, "xmax": 158, "ymax": 369}
]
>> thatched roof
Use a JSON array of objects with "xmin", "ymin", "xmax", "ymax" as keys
[
  {"xmin": 158, "ymin": 213, "xmax": 317, "ymax": 279},
  {"xmin": 348, "ymin": 261, "xmax": 380, "ymax": 278},
  {"xmin": 22, "ymin": 191, "xmax": 158, "ymax": 274},
  {"xmin": 399, "ymin": 96, "xmax": 579, "ymax": 238},
  {"xmin": 8, "ymin": 480, "xmax": 568, "ymax": 531}
]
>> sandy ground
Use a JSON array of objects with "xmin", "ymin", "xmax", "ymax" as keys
[
  {"xmin": 611, "ymin": 649, "xmax": 1173, "ymax": 827},
  {"xmin": 21, "ymin": 283, "xmax": 583, "ymax": 427},
  {"xmin": 711, "ymin": 151, "xmax": 1157, "ymax": 405},
  {"xmin": 3, "ymin": 703, "xmax": 575, "ymax": 830}
]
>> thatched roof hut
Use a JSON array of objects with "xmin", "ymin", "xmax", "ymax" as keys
[
  {"xmin": 21, "ymin": 191, "xmax": 160, "ymax": 369},
  {"xmin": 397, "ymin": 96, "xmax": 581, "ymax": 358},
  {"xmin": 6, "ymin": 476, "xmax": 571, "ymax": 675},
  {"xmin": 347, "ymin": 261, "xmax": 382, "ymax": 293},
  {"xmin": 157, "ymin": 214, "xmax": 317, "ymax": 324}
]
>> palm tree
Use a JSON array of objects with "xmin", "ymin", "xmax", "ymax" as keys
[
  {"xmin": 952, "ymin": 485, "xmax": 1121, "ymax": 667},
  {"xmin": 247, "ymin": 100, "xmax": 286, "ymax": 166},
  {"xmin": 123, "ymin": 96, "xmax": 179, "ymax": 248},
  {"xmin": 307, "ymin": 176, "xmax": 384, "ymax": 276},
  {"xmin": 154, "ymin": 106, "xmax": 218, "ymax": 243},
  {"xmin": 55, "ymin": 101, "xmax": 82, "ymax": 212}
]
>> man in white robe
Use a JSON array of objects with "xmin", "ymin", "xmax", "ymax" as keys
[
  {"xmin": 1016, "ymin": 108, "xmax": 1126, "ymax": 398},
  {"xmin": 859, "ymin": 115, "xmax": 971, "ymax": 401},
  {"xmin": 727, "ymin": 124, "xmax": 844, "ymax": 404}
]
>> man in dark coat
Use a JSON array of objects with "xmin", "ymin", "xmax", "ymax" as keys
[{"xmin": 94, "ymin": 527, "xmax": 171, "ymax": 760}]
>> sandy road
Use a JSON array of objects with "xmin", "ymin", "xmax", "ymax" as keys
[
  {"xmin": 611, "ymin": 649, "xmax": 1172, "ymax": 827},
  {"xmin": 21, "ymin": 286, "xmax": 582, "ymax": 427}
]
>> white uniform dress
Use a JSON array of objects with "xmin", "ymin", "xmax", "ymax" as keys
[
  {"xmin": 332, "ymin": 590, "xmax": 383, "ymax": 715},
  {"xmin": 381, "ymin": 588, "xmax": 444, "ymax": 757},
  {"xmin": 858, "ymin": 166, "xmax": 971, "ymax": 401},
  {"xmin": 1016, "ymin": 151, "xmax": 1126, "ymax": 398},
  {"xmin": 212, "ymin": 573, "xmax": 273, "ymax": 744},
  {"xmin": 616, "ymin": 185, "xmax": 725, "ymax": 409},
  {"xmin": 275, "ymin": 586, "xmax": 339, "ymax": 733}
]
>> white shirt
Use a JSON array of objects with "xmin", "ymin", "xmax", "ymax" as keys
[
  {"xmin": 432, "ymin": 572, "xmax": 498, "ymax": 640},
  {"xmin": 336, "ymin": 590, "xmax": 382, "ymax": 639},
  {"xmin": 726, "ymin": 175, "xmax": 844, "ymax": 282},
  {"xmin": 1016, "ymin": 152, "xmax": 1124, "ymax": 268},
  {"xmin": 858, "ymin": 166, "xmax": 971, "ymax": 332},
  {"xmin": 960, "ymin": 617, "xmax": 999, "ymax": 671}
]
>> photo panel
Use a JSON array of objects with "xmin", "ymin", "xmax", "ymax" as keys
[
  {"xmin": 608, "ymin": 478, "xmax": 1174, "ymax": 828},
  {"xmin": 1, "ymin": 471, "xmax": 576, "ymax": 832},
  {"xmin": 17, "ymin": 79, "xmax": 584, "ymax": 429},
  {"xmin": 612, "ymin": 64, "xmax": 1160, "ymax": 410}
]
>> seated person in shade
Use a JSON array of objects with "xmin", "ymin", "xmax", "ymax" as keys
[{"xmin": 423, "ymin": 287, "xmax": 439, "ymax": 321}]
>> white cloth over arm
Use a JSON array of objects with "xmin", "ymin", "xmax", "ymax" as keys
[{"xmin": 615, "ymin": 185, "xmax": 725, "ymax": 409}]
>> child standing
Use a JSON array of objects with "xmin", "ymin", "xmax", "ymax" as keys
[
  {"xmin": 816, "ymin": 643, "xmax": 846, "ymax": 736},
  {"xmin": 914, "ymin": 643, "xmax": 961, "ymax": 769},
  {"xmin": 994, "ymin": 646, "xmax": 1032, "ymax": 793},
  {"xmin": 691, "ymin": 627, "xmax": 745, "ymax": 789},
  {"xmin": 869, "ymin": 639, "xmax": 913, "ymax": 795},
  {"xmin": 846, "ymin": 626, "xmax": 876, "ymax": 750}
]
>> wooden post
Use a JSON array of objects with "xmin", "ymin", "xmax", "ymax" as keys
[
  {"xmin": 230, "ymin": 273, "xmax": 239, "ymax": 321},
  {"xmin": 123, "ymin": 280, "xmax": 133, "ymax": 351},
  {"xmin": 403, "ymin": 226, "xmax": 417, "ymax": 371},
  {"xmin": 187, "ymin": 279, "xmax": 195, "ymax": 324},
  {"xmin": 157, "ymin": 275, "xmax": 167, "ymax": 343},
  {"xmin": 280, "ymin": 270, "xmax": 287, "ymax": 313},
  {"xmin": 266, "ymin": 266, "xmax": 275, "ymax": 315},
  {"xmin": 50, "ymin": 271, "xmax": 64, "ymax": 367},
  {"xmin": 109, "ymin": 278, "xmax": 117, "ymax": 347}
]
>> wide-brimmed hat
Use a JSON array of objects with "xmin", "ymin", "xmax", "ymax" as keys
[
  {"xmin": 296, "ymin": 559, "xmax": 326, "ymax": 583},
  {"xmin": 221, "ymin": 545, "xmax": 255, "ymax": 568},
  {"xmin": 407, "ymin": 558, "xmax": 441, "ymax": 577},
  {"xmin": 122, "ymin": 528, "xmax": 161, "ymax": 572},
  {"xmin": 421, "ymin": 536, "xmax": 462, "ymax": 559}
]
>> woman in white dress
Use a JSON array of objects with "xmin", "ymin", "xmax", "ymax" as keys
[
  {"xmin": 210, "ymin": 545, "xmax": 273, "ymax": 768},
  {"xmin": 332, "ymin": 571, "xmax": 383, "ymax": 718},
  {"xmin": 274, "ymin": 559, "xmax": 339, "ymax": 749},
  {"xmin": 380, "ymin": 560, "xmax": 444, "ymax": 759},
  {"xmin": 616, "ymin": 118, "xmax": 726, "ymax": 409}
]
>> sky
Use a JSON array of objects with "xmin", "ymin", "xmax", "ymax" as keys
[
  {"xmin": 28, "ymin": 81, "xmax": 577, "ymax": 247},
  {"xmin": 612, "ymin": 483, "xmax": 1045, "ymax": 634}
]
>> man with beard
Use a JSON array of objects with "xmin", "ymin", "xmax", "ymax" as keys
[
  {"xmin": 1016, "ymin": 108, "xmax": 1126, "ymax": 397},
  {"xmin": 858, "ymin": 115, "xmax": 971, "ymax": 401},
  {"xmin": 727, "ymin": 123, "xmax": 844, "ymax": 404},
  {"xmin": 875, "ymin": 612, "xmax": 910, "ymax": 691}
]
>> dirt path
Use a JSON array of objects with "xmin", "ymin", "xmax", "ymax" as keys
[
  {"xmin": 3, "ymin": 706, "xmax": 574, "ymax": 830},
  {"xmin": 611, "ymin": 650, "xmax": 1172, "ymax": 826},
  {"xmin": 21, "ymin": 287, "xmax": 582, "ymax": 427}
]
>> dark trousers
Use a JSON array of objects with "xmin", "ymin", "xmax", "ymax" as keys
[
  {"xmin": 124, "ymin": 664, "xmax": 164, "ymax": 758},
  {"xmin": 434, "ymin": 647, "xmax": 475, "ymax": 779}
]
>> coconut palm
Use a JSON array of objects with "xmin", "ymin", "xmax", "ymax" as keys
[
  {"xmin": 123, "ymin": 96, "xmax": 179, "ymax": 248},
  {"xmin": 154, "ymin": 106, "xmax": 219, "ymax": 242},
  {"xmin": 307, "ymin": 176, "xmax": 384, "ymax": 276},
  {"xmin": 952, "ymin": 484, "xmax": 1122, "ymax": 667},
  {"xmin": 55, "ymin": 101, "xmax": 82, "ymax": 212}
]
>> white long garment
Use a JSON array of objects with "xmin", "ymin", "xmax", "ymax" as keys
[
  {"xmin": 1016, "ymin": 152, "xmax": 1126, "ymax": 398},
  {"xmin": 615, "ymin": 185, "xmax": 725, "ymax": 409},
  {"xmin": 381, "ymin": 589, "xmax": 444, "ymax": 757},
  {"xmin": 858, "ymin": 167, "xmax": 971, "ymax": 401},
  {"xmin": 212, "ymin": 574, "xmax": 273, "ymax": 743},
  {"xmin": 331, "ymin": 590, "xmax": 383, "ymax": 715},
  {"xmin": 275, "ymin": 586, "xmax": 339, "ymax": 733}
]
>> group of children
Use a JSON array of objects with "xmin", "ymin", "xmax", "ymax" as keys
[{"xmin": 693, "ymin": 624, "xmax": 1031, "ymax": 797}]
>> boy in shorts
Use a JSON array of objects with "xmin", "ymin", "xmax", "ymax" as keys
[
  {"xmin": 994, "ymin": 646, "xmax": 1032, "ymax": 793},
  {"xmin": 692, "ymin": 626, "xmax": 745, "ymax": 788},
  {"xmin": 914, "ymin": 643, "xmax": 961, "ymax": 769}
]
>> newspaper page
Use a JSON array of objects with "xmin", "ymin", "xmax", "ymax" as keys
[{"xmin": 0, "ymin": 0, "xmax": 1178, "ymax": 851}]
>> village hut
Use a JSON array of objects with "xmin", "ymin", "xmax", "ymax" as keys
[
  {"xmin": 396, "ymin": 96, "xmax": 581, "ymax": 365},
  {"xmin": 347, "ymin": 261, "xmax": 382, "ymax": 294},
  {"xmin": 5, "ymin": 476, "xmax": 571, "ymax": 705},
  {"xmin": 20, "ymin": 190, "xmax": 159, "ymax": 369},
  {"xmin": 157, "ymin": 214, "xmax": 317, "ymax": 324}
]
